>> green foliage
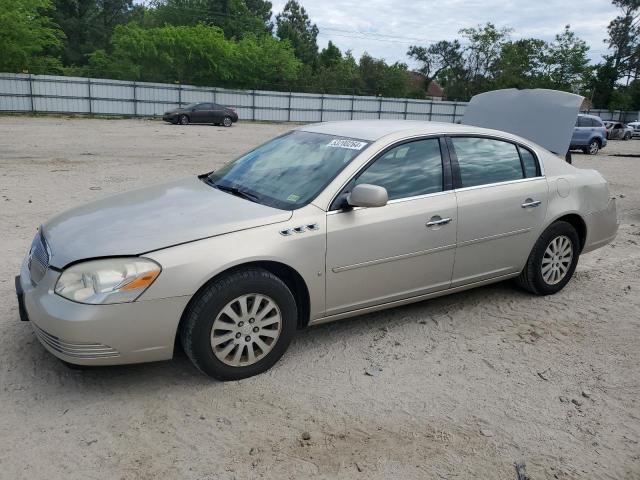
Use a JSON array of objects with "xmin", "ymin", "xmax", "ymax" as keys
[
  {"xmin": 80, "ymin": 23, "xmax": 300, "ymax": 88},
  {"xmin": 358, "ymin": 54, "xmax": 410, "ymax": 97},
  {"xmin": 0, "ymin": 0, "xmax": 64, "ymax": 73},
  {"xmin": 276, "ymin": 0, "xmax": 319, "ymax": 65},
  {"xmin": 411, "ymin": 23, "xmax": 594, "ymax": 102},
  {"xmin": 52, "ymin": 0, "xmax": 137, "ymax": 66},
  {"xmin": 146, "ymin": 0, "xmax": 273, "ymax": 38}
]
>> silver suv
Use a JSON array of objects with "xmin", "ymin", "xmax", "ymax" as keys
[{"xmin": 570, "ymin": 114, "xmax": 608, "ymax": 155}]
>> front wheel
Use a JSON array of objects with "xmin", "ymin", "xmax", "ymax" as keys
[
  {"xmin": 516, "ymin": 221, "xmax": 580, "ymax": 295},
  {"xmin": 624, "ymin": 132, "xmax": 632, "ymax": 140},
  {"xmin": 180, "ymin": 268, "xmax": 297, "ymax": 380},
  {"xmin": 179, "ymin": 114, "xmax": 189, "ymax": 125}
]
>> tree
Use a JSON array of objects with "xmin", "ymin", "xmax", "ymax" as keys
[
  {"xmin": 358, "ymin": 53, "xmax": 409, "ymax": 97},
  {"xmin": 276, "ymin": 0, "xmax": 318, "ymax": 65},
  {"xmin": 147, "ymin": 0, "xmax": 273, "ymax": 39},
  {"xmin": 605, "ymin": 0, "xmax": 640, "ymax": 83},
  {"xmin": 545, "ymin": 25, "xmax": 592, "ymax": 92},
  {"xmin": 83, "ymin": 23, "xmax": 300, "ymax": 87},
  {"xmin": 493, "ymin": 38, "xmax": 548, "ymax": 89},
  {"xmin": 407, "ymin": 40, "xmax": 463, "ymax": 88},
  {"xmin": 52, "ymin": 0, "xmax": 137, "ymax": 66},
  {"xmin": 0, "ymin": 0, "xmax": 64, "ymax": 73}
]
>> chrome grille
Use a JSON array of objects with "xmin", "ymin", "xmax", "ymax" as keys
[
  {"xmin": 28, "ymin": 231, "xmax": 49, "ymax": 284},
  {"xmin": 33, "ymin": 325, "xmax": 120, "ymax": 359}
]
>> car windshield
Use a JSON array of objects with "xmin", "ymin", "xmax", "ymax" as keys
[{"xmin": 205, "ymin": 131, "xmax": 369, "ymax": 210}]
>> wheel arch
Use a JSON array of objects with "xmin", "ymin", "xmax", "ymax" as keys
[
  {"xmin": 177, "ymin": 260, "xmax": 311, "ymax": 343},
  {"xmin": 546, "ymin": 212, "xmax": 587, "ymax": 252}
]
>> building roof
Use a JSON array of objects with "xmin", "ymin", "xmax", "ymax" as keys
[{"xmin": 407, "ymin": 72, "xmax": 445, "ymax": 98}]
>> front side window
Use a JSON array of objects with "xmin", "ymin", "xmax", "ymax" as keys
[
  {"xmin": 206, "ymin": 131, "xmax": 369, "ymax": 210},
  {"xmin": 452, "ymin": 137, "xmax": 524, "ymax": 188},
  {"xmin": 354, "ymin": 138, "xmax": 443, "ymax": 200}
]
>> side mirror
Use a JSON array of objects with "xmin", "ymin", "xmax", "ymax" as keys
[{"xmin": 347, "ymin": 184, "xmax": 388, "ymax": 208}]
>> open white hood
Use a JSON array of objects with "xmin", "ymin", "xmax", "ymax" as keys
[{"xmin": 462, "ymin": 89, "xmax": 584, "ymax": 155}]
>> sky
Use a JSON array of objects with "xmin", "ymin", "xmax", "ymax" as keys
[{"xmin": 270, "ymin": 0, "xmax": 618, "ymax": 67}]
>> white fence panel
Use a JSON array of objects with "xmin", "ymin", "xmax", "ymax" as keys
[{"xmin": 2, "ymin": 72, "xmax": 637, "ymax": 124}]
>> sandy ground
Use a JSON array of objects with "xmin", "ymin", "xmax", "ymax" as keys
[{"xmin": 0, "ymin": 116, "xmax": 639, "ymax": 480}]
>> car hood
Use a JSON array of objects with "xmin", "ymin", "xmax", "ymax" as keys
[{"xmin": 42, "ymin": 177, "xmax": 292, "ymax": 268}]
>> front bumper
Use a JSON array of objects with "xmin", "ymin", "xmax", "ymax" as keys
[
  {"xmin": 162, "ymin": 113, "xmax": 178, "ymax": 123},
  {"xmin": 17, "ymin": 258, "xmax": 190, "ymax": 366}
]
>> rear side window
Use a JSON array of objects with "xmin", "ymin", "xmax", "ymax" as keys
[
  {"xmin": 451, "ymin": 137, "xmax": 524, "ymax": 188},
  {"xmin": 355, "ymin": 138, "xmax": 443, "ymax": 200},
  {"xmin": 518, "ymin": 146, "xmax": 540, "ymax": 178},
  {"xmin": 577, "ymin": 116, "xmax": 591, "ymax": 127}
]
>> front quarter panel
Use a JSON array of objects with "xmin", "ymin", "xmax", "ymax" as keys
[{"xmin": 141, "ymin": 204, "xmax": 327, "ymax": 321}]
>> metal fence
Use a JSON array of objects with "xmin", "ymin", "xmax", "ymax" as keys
[
  {"xmin": 1, "ymin": 73, "xmax": 638, "ymax": 124},
  {"xmin": 0, "ymin": 73, "xmax": 469, "ymax": 123},
  {"xmin": 584, "ymin": 109, "xmax": 639, "ymax": 123}
]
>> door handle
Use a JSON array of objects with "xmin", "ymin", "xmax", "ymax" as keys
[
  {"xmin": 521, "ymin": 199, "xmax": 541, "ymax": 208},
  {"xmin": 426, "ymin": 217, "xmax": 452, "ymax": 227}
]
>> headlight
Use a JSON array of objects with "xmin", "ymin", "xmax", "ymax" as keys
[{"xmin": 54, "ymin": 258, "xmax": 161, "ymax": 305}]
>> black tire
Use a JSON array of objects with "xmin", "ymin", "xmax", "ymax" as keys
[
  {"xmin": 223, "ymin": 116, "xmax": 233, "ymax": 127},
  {"xmin": 179, "ymin": 114, "xmax": 189, "ymax": 125},
  {"xmin": 583, "ymin": 138, "xmax": 600, "ymax": 155},
  {"xmin": 180, "ymin": 268, "xmax": 297, "ymax": 380},
  {"xmin": 565, "ymin": 151, "xmax": 572, "ymax": 164},
  {"xmin": 624, "ymin": 132, "xmax": 631, "ymax": 140},
  {"xmin": 516, "ymin": 221, "xmax": 580, "ymax": 295}
]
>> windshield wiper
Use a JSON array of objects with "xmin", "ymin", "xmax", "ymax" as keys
[{"xmin": 212, "ymin": 182, "xmax": 261, "ymax": 203}]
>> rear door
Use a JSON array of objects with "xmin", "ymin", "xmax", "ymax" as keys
[
  {"xmin": 212, "ymin": 104, "xmax": 226, "ymax": 123},
  {"xmin": 573, "ymin": 116, "xmax": 591, "ymax": 146},
  {"xmin": 447, "ymin": 136, "xmax": 548, "ymax": 286},
  {"xmin": 191, "ymin": 103, "xmax": 214, "ymax": 123}
]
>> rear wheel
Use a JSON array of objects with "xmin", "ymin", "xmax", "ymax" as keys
[
  {"xmin": 583, "ymin": 139, "xmax": 600, "ymax": 155},
  {"xmin": 223, "ymin": 116, "xmax": 233, "ymax": 127},
  {"xmin": 180, "ymin": 268, "xmax": 297, "ymax": 380},
  {"xmin": 179, "ymin": 114, "xmax": 189, "ymax": 125},
  {"xmin": 516, "ymin": 221, "xmax": 580, "ymax": 295}
]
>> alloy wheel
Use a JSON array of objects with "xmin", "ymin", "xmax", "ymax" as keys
[
  {"xmin": 541, "ymin": 235, "xmax": 573, "ymax": 285},
  {"xmin": 210, "ymin": 294, "xmax": 282, "ymax": 366},
  {"xmin": 589, "ymin": 141, "xmax": 599, "ymax": 155},
  {"xmin": 223, "ymin": 116, "xmax": 232, "ymax": 127}
]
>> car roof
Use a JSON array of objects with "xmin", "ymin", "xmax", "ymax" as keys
[
  {"xmin": 296, "ymin": 120, "xmax": 515, "ymax": 142},
  {"xmin": 578, "ymin": 113, "xmax": 602, "ymax": 119}
]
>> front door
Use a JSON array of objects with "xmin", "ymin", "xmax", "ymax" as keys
[
  {"xmin": 325, "ymin": 137, "xmax": 457, "ymax": 316},
  {"xmin": 448, "ymin": 136, "xmax": 549, "ymax": 286}
]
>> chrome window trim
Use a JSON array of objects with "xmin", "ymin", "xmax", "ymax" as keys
[{"xmin": 453, "ymin": 175, "xmax": 547, "ymax": 194}]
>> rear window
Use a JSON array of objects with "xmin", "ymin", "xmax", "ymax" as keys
[{"xmin": 518, "ymin": 146, "xmax": 540, "ymax": 178}]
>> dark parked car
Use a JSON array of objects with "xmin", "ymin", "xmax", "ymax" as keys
[{"xmin": 163, "ymin": 102, "xmax": 238, "ymax": 127}]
